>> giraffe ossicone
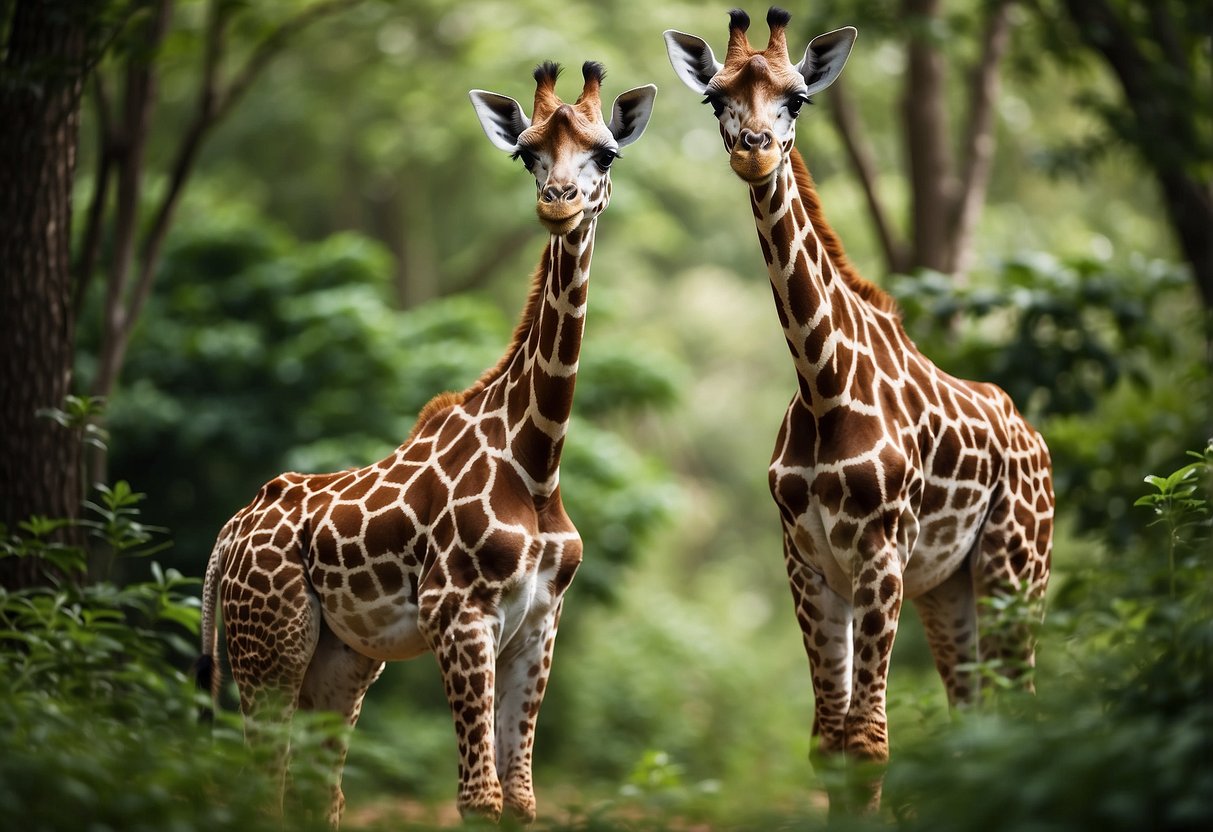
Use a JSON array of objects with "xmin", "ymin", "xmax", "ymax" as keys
[
  {"xmin": 197, "ymin": 61, "xmax": 655, "ymax": 826},
  {"xmin": 665, "ymin": 6, "xmax": 1054, "ymax": 814}
]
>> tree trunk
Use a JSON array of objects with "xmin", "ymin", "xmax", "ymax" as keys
[
  {"xmin": 901, "ymin": 0, "xmax": 957, "ymax": 274},
  {"xmin": 0, "ymin": 1, "xmax": 89, "ymax": 588},
  {"xmin": 1159, "ymin": 172, "xmax": 1213, "ymax": 314}
]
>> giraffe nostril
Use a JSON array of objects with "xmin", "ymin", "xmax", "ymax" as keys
[
  {"xmin": 561, "ymin": 183, "xmax": 579, "ymax": 201},
  {"xmin": 740, "ymin": 129, "xmax": 773, "ymax": 150},
  {"xmin": 541, "ymin": 185, "xmax": 561, "ymax": 203}
]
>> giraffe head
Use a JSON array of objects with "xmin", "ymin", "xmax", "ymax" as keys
[
  {"xmin": 470, "ymin": 62, "xmax": 657, "ymax": 237},
  {"xmin": 664, "ymin": 7, "xmax": 855, "ymax": 184}
]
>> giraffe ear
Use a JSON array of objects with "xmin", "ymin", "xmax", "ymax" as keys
[
  {"xmin": 469, "ymin": 90, "xmax": 531, "ymax": 153},
  {"xmin": 795, "ymin": 27, "xmax": 857, "ymax": 96},
  {"xmin": 607, "ymin": 85, "xmax": 657, "ymax": 148},
  {"xmin": 663, "ymin": 30, "xmax": 722, "ymax": 94}
]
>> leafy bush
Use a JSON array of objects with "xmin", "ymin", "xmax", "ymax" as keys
[{"xmin": 0, "ymin": 484, "xmax": 338, "ymax": 832}]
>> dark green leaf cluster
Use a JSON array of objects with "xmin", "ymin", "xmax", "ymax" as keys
[
  {"xmin": 0, "ymin": 484, "xmax": 339, "ymax": 831},
  {"xmin": 892, "ymin": 253, "xmax": 1190, "ymax": 418}
]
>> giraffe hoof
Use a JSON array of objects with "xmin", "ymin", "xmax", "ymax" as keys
[
  {"xmin": 457, "ymin": 797, "xmax": 503, "ymax": 824},
  {"xmin": 503, "ymin": 798, "xmax": 537, "ymax": 825}
]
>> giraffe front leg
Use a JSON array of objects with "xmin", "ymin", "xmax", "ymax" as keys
[
  {"xmin": 783, "ymin": 533, "xmax": 853, "ymax": 762},
  {"xmin": 839, "ymin": 543, "xmax": 903, "ymax": 815},
  {"xmin": 423, "ymin": 597, "xmax": 504, "ymax": 821},
  {"xmin": 494, "ymin": 602, "xmax": 563, "ymax": 823},
  {"xmin": 844, "ymin": 544, "xmax": 903, "ymax": 764}
]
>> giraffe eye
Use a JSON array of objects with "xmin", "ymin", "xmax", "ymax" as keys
[
  {"xmin": 786, "ymin": 95, "xmax": 812, "ymax": 119},
  {"xmin": 512, "ymin": 146, "xmax": 537, "ymax": 172},
  {"xmin": 702, "ymin": 92, "xmax": 726, "ymax": 118},
  {"xmin": 594, "ymin": 149, "xmax": 618, "ymax": 170}
]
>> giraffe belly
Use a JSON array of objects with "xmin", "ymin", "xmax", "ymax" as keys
[
  {"xmin": 791, "ymin": 502, "xmax": 985, "ymax": 601},
  {"xmin": 318, "ymin": 594, "xmax": 430, "ymax": 662},
  {"xmin": 901, "ymin": 539, "xmax": 975, "ymax": 599}
]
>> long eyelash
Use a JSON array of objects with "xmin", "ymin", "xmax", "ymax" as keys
[{"xmin": 701, "ymin": 92, "xmax": 726, "ymax": 116}]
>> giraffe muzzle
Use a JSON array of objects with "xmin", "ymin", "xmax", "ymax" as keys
[
  {"xmin": 729, "ymin": 145, "xmax": 782, "ymax": 184},
  {"xmin": 536, "ymin": 183, "xmax": 586, "ymax": 235}
]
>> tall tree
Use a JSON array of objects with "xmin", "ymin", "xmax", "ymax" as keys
[
  {"xmin": 0, "ymin": 0, "xmax": 113, "ymax": 588},
  {"xmin": 1, "ymin": 0, "xmax": 360, "ymax": 588}
]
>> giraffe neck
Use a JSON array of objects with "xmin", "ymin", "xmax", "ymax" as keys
[
  {"xmin": 750, "ymin": 154, "xmax": 887, "ymax": 411},
  {"xmin": 477, "ymin": 221, "xmax": 596, "ymax": 496}
]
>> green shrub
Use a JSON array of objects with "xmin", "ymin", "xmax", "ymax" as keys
[{"xmin": 0, "ymin": 484, "xmax": 338, "ymax": 831}]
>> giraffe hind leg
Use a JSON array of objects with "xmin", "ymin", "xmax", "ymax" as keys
[
  {"xmin": 224, "ymin": 546, "xmax": 322, "ymax": 819},
  {"xmin": 971, "ymin": 489, "xmax": 1051, "ymax": 693},
  {"xmin": 911, "ymin": 560, "xmax": 979, "ymax": 707},
  {"xmin": 297, "ymin": 621, "xmax": 385, "ymax": 828}
]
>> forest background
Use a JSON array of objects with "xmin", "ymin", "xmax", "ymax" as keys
[{"xmin": 1, "ymin": 0, "xmax": 1210, "ymax": 829}]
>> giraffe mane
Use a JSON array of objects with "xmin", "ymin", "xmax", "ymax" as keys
[
  {"xmin": 790, "ymin": 148, "xmax": 900, "ymax": 316},
  {"xmin": 404, "ymin": 244, "xmax": 552, "ymax": 443}
]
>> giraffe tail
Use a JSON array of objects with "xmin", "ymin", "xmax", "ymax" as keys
[{"xmin": 193, "ymin": 531, "xmax": 225, "ymax": 721}]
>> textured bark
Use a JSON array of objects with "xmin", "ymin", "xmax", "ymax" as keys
[
  {"xmin": 901, "ymin": 0, "xmax": 957, "ymax": 274},
  {"xmin": 0, "ymin": 1, "xmax": 89, "ymax": 588}
]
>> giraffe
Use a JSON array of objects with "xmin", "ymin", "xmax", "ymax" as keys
[
  {"xmin": 195, "ymin": 61, "xmax": 656, "ymax": 826},
  {"xmin": 664, "ymin": 7, "xmax": 1053, "ymax": 811}
]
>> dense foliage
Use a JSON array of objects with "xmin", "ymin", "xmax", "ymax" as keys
[{"xmin": 0, "ymin": 481, "xmax": 332, "ymax": 831}]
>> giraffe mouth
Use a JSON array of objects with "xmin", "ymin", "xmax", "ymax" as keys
[
  {"xmin": 729, "ymin": 148, "xmax": 781, "ymax": 184},
  {"xmin": 536, "ymin": 203, "xmax": 585, "ymax": 236}
]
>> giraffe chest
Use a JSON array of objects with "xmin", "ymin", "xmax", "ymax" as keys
[{"xmin": 769, "ymin": 403, "xmax": 995, "ymax": 600}]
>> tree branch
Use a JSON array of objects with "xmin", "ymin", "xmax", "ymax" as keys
[
  {"xmin": 950, "ymin": 0, "xmax": 1015, "ymax": 278},
  {"xmin": 215, "ymin": 0, "xmax": 364, "ymax": 121},
  {"xmin": 1061, "ymin": 0, "xmax": 1213, "ymax": 311},
  {"xmin": 93, "ymin": 0, "xmax": 170, "ymax": 400},
  {"xmin": 1146, "ymin": 1, "xmax": 1187, "ymax": 77},
  {"xmin": 121, "ymin": 0, "xmax": 365, "ymax": 353},
  {"xmin": 74, "ymin": 73, "xmax": 115, "ymax": 317},
  {"xmin": 827, "ymin": 75, "xmax": 909, "ymax": 275},
  {"xmin": 90, "ymin": 0, "xmax": 366, "ymax": 408}
]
